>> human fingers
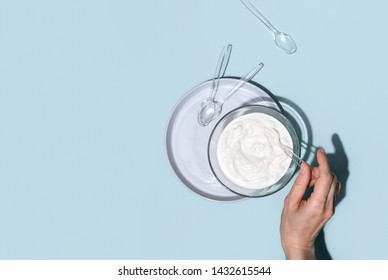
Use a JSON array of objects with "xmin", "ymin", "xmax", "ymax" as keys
[
  {"xmin": 285, "ymin": 163, "xmax": 311, "ymax": 207},
  {"xmin": 311, "ymin": 148, "xmax": 334, "ymax": 200},
  {"xmin": 308, "ymin": 167, "xmax": 320, "ymax": 187},
  {"xmin": 325, "ymin": 173, "xmax": 338, "ymax": 211},
  {"xmin": 317, "ymin": 148, "xmax": 330, "ymax": 175}
]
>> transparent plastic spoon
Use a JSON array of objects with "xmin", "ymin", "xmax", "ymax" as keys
[
  {"xmin": 279, "ymin": 142, "xmax": 304, "ymax": 167},
  {"xmin": 198, "ymin": 62, "xmax": 264, "ymax": 126},
  {"xmin": 198, "ymin": 44, "xmax": 232, "ymax": 126},
  {"xmin": 241, "ymin": 0, "xmax": 297, "ymax": 54}
]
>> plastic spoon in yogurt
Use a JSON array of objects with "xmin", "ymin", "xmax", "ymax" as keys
[
  {"xmin": 198, "ymin": 44, "xmax": 232, "ymax": 126},
  {"xmin": 271, "ymin": 128, "xmax": 304, "ymax": 166},
  {"xmin": 279, "ymin": 143, "xmax": 304, "ymax": 167},
  {"xmin": 198, "ymin": 62, "xmax": 264, "ymax": 126},
  {"xmin": 241, "ymin": 0, "xmax": 297, "ymax": 54}
]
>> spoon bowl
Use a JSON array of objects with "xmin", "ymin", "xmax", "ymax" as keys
[
  {"xmin": 198, "ymin": 45, "xmax": 232, "ymax": 126},
  {"xmin": 198, "ymin": 99, "xmax": 222, "ymax": 126},
  {"xmin": 198, "ymin": 62, "xmax": 264, "ymax": 127},
  {"xmin": 241, "ymin": 0, "xmax": 297, "ymax": 54},
  {"xmin": 274, "ymin": 32, "xmax": 297, "ymax": 54}
]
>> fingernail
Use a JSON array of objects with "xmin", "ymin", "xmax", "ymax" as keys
[
  {"xmin": 320, "ymin": 148, "xmax": 326, "ymax": 155},
  {"xmin": 337, "ymin": 182, "xmax": 342, "ymax": 195}
]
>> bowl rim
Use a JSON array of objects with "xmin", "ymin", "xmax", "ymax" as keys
[{"xmin": 207, "ymin": 104, "xmax": 301, "ymax": 198}]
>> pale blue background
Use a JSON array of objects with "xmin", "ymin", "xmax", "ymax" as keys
[{"xmin": 0, "ymin": 0, "xmax": 387, "ymax": 259}]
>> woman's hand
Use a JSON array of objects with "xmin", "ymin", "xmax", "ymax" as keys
[{"xmin": 280, "ymin": 148, "xmax": 340, "ymax": 259}]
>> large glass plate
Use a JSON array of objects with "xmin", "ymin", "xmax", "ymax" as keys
[{"xmin": 166, "ymin": 78, "xmax": 281, "ymax": 201}]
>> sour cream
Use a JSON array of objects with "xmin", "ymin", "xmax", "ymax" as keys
[{"xmin": 217, "ymin": 113, "xmax": 292, "ymax": 190}]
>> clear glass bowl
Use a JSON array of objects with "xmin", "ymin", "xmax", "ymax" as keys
[{"xmin": 208, "ymin": 105, "xmax": 300, "ymax": 197}]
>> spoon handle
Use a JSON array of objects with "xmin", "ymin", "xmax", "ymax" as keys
[
  {"xmin": 210, "ymin": 44, "xmax": 232, "ymax": 101},
  {"xmin": 218, "ymin": 62, "xmax": 264, "ymax": 105},
  {"xmin": 240, "ymin": 0, "xmax": 277, "ymax": 34},
  {"xmin": 280, "ymin": 143, "xmax": 304, "ymax": 167}
]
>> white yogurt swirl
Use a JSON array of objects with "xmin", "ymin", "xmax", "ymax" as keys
[{"xmin": 217, "ymin": 112, "xmax": 293, "ymax": 189}]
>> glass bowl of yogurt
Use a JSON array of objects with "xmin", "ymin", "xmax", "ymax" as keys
[{"xmin": 208, "ymin": 105, "xmax": 300, "ymax": 197}]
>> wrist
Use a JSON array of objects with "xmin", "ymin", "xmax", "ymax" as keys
[{"xmin": 282, "ymin": 242, "xmax": 316, "ymax": 260}]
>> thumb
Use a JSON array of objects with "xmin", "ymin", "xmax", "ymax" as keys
[{"xmin": 287, "ymin": 163, "xmax": 311, "ymax": 206}]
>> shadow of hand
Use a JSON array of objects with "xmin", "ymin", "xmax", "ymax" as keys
[
  {"xmin": 326, "ymin": 133, "xmax": 349, "ymax": 206},
  {"xmin": 313, "ymin": 133, "xmax": 349, "ymax": 259}
]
